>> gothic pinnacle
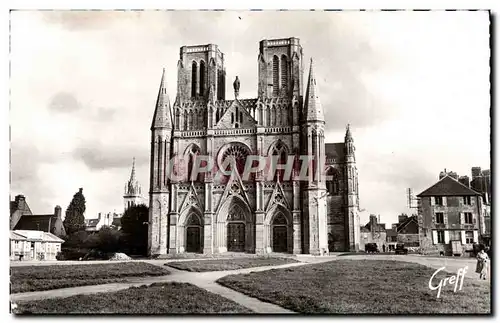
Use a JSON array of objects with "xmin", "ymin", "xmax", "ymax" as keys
[
  {"xmin": 304, "ymin": 58, "xmax": 324, "ymax": 123},
  {"xmin": 151, "ymin": 68, "xmax": 173, "ymax": 130}
]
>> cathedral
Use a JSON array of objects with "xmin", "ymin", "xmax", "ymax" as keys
[{"xmin": 148, "ymin": 37, "xmax": 360, "ymax": 256}]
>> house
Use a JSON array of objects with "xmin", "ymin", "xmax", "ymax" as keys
[
  {"xmin": 385, "ymin": 229, "xmax": 397, "ymax": 251},
  {"xmin": 10, "ymin": 230, "xmax": 64, "ymax": 261},
  {"xmin": 395, "ymin": 215, "xmax": 420, "ymax": 251},
  {"xmin": 360, "ymin": 215, "xmax": 387, "ymax": 252},
  {"xmin": 417, "ymin": 175, "xmax": 483, "ymax": 257},
  {"xmin": 10, "ymin": 195, "xmax": 66, "ymax": 238},
  {"xmin": 85, "ymin": 212, "xmax": 123, "ymax": 232}
]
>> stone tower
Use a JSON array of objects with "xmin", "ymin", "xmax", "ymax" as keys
[
  {"xmin": 344, "ymin": 124, "xmax": 360, "ymax": 251},
  {"xmin": 257, "ymin": 37, "xmax": 304, "ymax": 99},
  {"xmin": 123, "ymin": 157, "xmax": 145, "ymax": 211},
  {"xmin": 176, "ymin": 44, "xmax": 226, "ymax": 103},
  {"xmin": 148, "ymin": 68, "xmax": 173, "ymax": 255},
  {"xmin": 301, "ymin": 59, "xmax": 328, "ymax": 255}
]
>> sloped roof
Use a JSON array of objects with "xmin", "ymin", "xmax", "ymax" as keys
[
  {"xmin": 396, "ymin": 215, "xmax": 419, "ymax": 233},
  {"xmin": 13, "ymin": 214, "xmax": 58, "ymax": 232},
  {"xmin": 10, "ymin": 231, "xmax": 27, "ymax": 240},
  {"xmin": 417, "ymin": 175, "xmax": 481, "ymax": 197},
  {"xmin": 12, "ymin": 230, "xmax": 64, "ymax": 243},
  {"xmin": 364, "ymin": 222, "xmax": 386, "ymax": 232},
  {"xmin": 325, "ymin": 143, "xmax": 345, "ymax": 162}
]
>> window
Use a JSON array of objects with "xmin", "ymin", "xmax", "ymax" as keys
[
  {"xmin": 465, "ymin": 231, "xmax": 474, "ymax": 244},
  {"xmin": 437, "ymin": 230, "xmax": 445, "ymax": 243},
  {"xmin": 273, "ymin": 55, "xmax": 279, "ymax": 96},
  {"xmin": 435, "ymin": 212, "xmax": 444, "ymax": 224},
  {"xmin": 435, "ymin": 196, "xmax": 443, "ymax": 206},
  {"xmin": 463, "ymin": 196, "xmax": 471, "ymax": 205},
  {"xmin": 231, "ymin": 113, "xmax": 234, "ymax": 124},
  {"xmin": 191, "ymin": 61, "xmax": 198, "ymax": 98},
  {"xmin": 464, "ymin": 212, "xmax": 473, "ymax": 224}
]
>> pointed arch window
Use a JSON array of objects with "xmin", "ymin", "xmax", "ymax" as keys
[
  {"xmin": 326, "ymin": 168, "xmax": 340, "ymax": 195},
  {"xmin": 266, "ymin": 107, "xmax": 271, "ymax": 127},
  {"xmin": 191, "ymin": 61, "xmax": 198, "ymax": 98},
  {"xmin": 187, "ymin": 145, "xmax": 202, "ymax": 182},
  {"xmin": 175, "ymin": 109, "xmax": 180, "ymax": 130},
  {"xmin": 311, "ymin": 130, "xmax": 318, "ymax": 180},
  {"xmin": 199, "ymin": 60, "xmax": 206, "ymax": 97},
  {"xmin": 231, "ymin": 113, "xmax": 234, "ymax": 124},
  {"xmin": 240, "ymin": 112, "xmax": 243, "ymax": 124},
  {"xmin": 188, "ymin": 110, "xmax": 194, "ymax": 130},
  {"xmin": 183, "ymin": 110, "xmax": 188, "ymax": 130},
  {"xmin": 281, "ymin": 55, "xmax": 288, "ymax": 92},
  {"xmin": 271, "ymin": 140, "xmax": 288, "ymax": 182},
  {"xmin": 273, "ymin": 55, "xmax": 279, "ymax": 96}
]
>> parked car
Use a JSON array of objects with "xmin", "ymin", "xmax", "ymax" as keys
[
  {"xmin": 395, "ymin": 243, "xmax": 408, "ymax": 255},
  {"xmin": 365, "ymin": 243, "xmax": 379, "ymax": 253}
]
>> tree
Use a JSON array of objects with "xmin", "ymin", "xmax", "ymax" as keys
[
  {"xmin": 120, "ymin": 204, "xmax": 149, "ymax": 255},
  {"xmin": 63, "ymin": 188, "xmax": 86, "ymax": 235}
]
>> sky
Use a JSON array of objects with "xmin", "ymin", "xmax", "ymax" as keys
[{"xmin": 10, "ymin": 10, "xmax": 490, "ymax": 227}]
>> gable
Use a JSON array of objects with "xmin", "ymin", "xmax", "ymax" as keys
[
  {"xmin": 417, "ymin": 175, "xmax": 481, "ymax": 197},
  {"xmin": 397, "ymin": 218, "xmax": 418, "ymax": 234},
  {"xmin": 215, "ymin": 100, "xmax": 257, "ymax": 129}
]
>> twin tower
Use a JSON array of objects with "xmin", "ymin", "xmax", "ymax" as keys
[{"xmin": 148, "ymin": 37, "xmax": 360, "ymax": 256}]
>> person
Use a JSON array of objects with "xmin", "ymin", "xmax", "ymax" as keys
[
  {"xmin": 476, "ymin": 248, "xmax": 489, "ymax": 280},
  {"xmin": 383, "ymin": 244, "xmax": 386, "ymax": 253}
]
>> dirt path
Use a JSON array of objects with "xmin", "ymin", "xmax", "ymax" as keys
[
  {"xmin": 10, "ymin": 260, "xmax": 317, "ymax": 313},
  {"xmin": 11, "ymin": 254, "xmax": 489, "ymax": 313}
]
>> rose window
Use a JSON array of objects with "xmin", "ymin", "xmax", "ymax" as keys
[{"xmin": 218, "ymin": 143, "xmax": 251, "ymax": 176}]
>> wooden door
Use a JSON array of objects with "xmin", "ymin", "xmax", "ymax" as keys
[
  {"xmin": 186, "ymin": 226, "xmax": 201, "ymax": 253},
  {"xmin": 227, "ymin": 223, "xmax": 245, "ymax": 252},
  {"xmin": 272, "ymin": 226, "xmax": 288, "ymax": 252}
]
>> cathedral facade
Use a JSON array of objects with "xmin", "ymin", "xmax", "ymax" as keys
[{"xmin": 148, "ymin": 37, "xmax": 360, "ymax": 256}]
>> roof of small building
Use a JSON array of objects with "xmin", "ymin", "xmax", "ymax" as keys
[
  {"xmin": 13, "ymin": 214, "xmax": 60, "ymax": 232},
  {"xmin": 11, "ymin": 230, "xmax": 65, "ymax": 243},
  {"xmin": 325, "ymin": 143, "xmax": 345, "ymax": 162},
  {"xmin": 417, "ymin": 175, "xmax": 481, "ymax": 197},
  {"xmin": 396, "ymin": 215, "xmax": 419, "ymax": 233}
]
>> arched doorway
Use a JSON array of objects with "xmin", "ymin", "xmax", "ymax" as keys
[
  {"xmin": 271, "ymin": 212, "xmax": 288, "ymax": 252},
  {"xmin": 185, "ymin": 213, "xmax": 202, "ymax": 253},
  {"xmin": 226, "ymin": 205, "xmax": 246, "ymax": 252}
]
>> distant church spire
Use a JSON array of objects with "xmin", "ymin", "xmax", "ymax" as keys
[
  {"xmin": 124, "ymin": 157, "xmax": 144, "ymax": 211},
  {"xmin": 130, "ymin": 157, "xmax": 137, "ymax": 183},
  {"xmin": 151, "ymin": 68, "xmax": 173, "ymax": 130},
  {"xmin": 304, "ymin": 58, "xmax": 324, "ymax": 123}
]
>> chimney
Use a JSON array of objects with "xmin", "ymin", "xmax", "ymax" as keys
[
  {"xmin": 54, "ymin": 205, "xmax": 62, "ymax": 218},
  {"xmin": 458, "ymin": 176, "xmax": 470, "ymax": 188},
  {"xmin": 398, "ymin": 214, "xmax": 408, "ymax": 224},
  {"xmin": 15, "ymin": 195, "xmax": 26, "ymax": 210}
]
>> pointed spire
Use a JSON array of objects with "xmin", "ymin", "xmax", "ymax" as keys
[
  {"xmin": 304, "ymin": 58, "xmax": 324, "ymax": 122},
  {"xmin": 345, "ymin": 124, "xmax": 353, "ymax": 141},
  {"xmin": 151, "ymin": 68, "xmax": 173, "ymax": 130},
  {"xmin": 130, "ymin": 157, "xmax": 136, "ymax": 183}
]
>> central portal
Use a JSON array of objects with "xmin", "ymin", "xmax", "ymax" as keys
[{"xmin": 227, "ymin": 223, "xmax": 245, "ymax": 252}]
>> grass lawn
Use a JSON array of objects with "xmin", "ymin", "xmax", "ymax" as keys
[
  {"xmin": 166, "ymin": 256, "xmax": 299, "ymax": 272},
  {"xmin": 13, "ymin": 282, "xmax": 252, "ymax": 314},
  {"xmin": 217, "ymin": 259, "xmax": 491, "ymax": 314},
  {"xmin": 11, "ymin": 262, "xmax": 170, "ymax": 294}
]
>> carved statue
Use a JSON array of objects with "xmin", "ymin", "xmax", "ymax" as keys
[{"xmin": 233, "ymin": 76, "xmax": 240, "ymax": 98}]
